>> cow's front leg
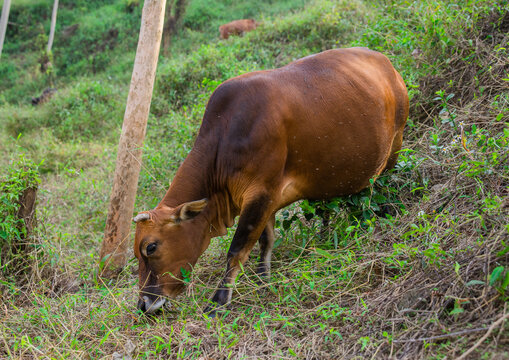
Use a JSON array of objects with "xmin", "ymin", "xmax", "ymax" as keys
[{"xmin": 207, "ymin": 194, "xmax": 275, "ymax": 313}]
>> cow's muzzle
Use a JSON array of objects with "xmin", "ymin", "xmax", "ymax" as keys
[{"xmin": 137, "ymin": 287, "xmax": 167, "ymax": 314}]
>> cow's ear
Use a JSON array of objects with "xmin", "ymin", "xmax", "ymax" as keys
[{"xmin": 176, "ymin": 199, "xmax": 208, "ymax": 222}]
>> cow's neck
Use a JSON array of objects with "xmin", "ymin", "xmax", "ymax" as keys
[
  {"xmin": 206, "ymin": 191, "xmax": 238, "ymax": 237},
  {"xmin": 159, "ymin": 146, "xmax": 237, "ymax": 238},
  {"xmin": 160, "ymin": 148, "xmax": 209, "ymax": 208}
]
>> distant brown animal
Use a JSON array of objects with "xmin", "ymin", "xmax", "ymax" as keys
[
  {"xmin": 219, "ymin": 19, "xmax": 258, "ymax": 39},
  {"xmin": 32, "ymin": 88, "xmax": 57, "ymax": 106},
  {"xmin": 133, "ymin": 48, "xmax": 409, "ymax": 314}
]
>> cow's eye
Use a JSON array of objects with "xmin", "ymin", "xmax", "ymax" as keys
[{"xmin": 146, "ymin": 242, "xmax": 157, "ymax": 256}]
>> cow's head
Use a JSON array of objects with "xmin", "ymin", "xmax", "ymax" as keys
[{"xmin": 133, "ymin": 199, "xmax": 209, "ymax": 314}]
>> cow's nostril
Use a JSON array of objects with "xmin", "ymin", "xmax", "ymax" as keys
[{"xmin": 136, "ymin": 294, "xmax": 166, "ymax": 314}]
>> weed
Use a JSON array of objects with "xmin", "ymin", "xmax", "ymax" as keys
[{"xmin": 0, "ymin": 153, "xmax": 40, "ymax": 276}]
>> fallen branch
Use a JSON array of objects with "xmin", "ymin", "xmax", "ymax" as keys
[
  {"xmin": 457, "ymin": 311, "xmax": 509, "ymax": 360},
  {"xmin": 393, "ymin": 327, "xmax": 488, "ymax": 343}
]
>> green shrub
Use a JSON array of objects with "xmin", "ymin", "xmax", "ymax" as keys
[
  {"xmin": 155, "ymin": 0, "xmax": 367, "ymax": 111},
  {"xmin": 0, "ymin": 62, "xmax": 19, "ymax": 98},
  {"xmin": 47, "ymin": 80, "xmax": 124, "ymax": 141},
  {"xmin": 351, "ymin": 0, "xmax": 506, "ymax": 101},
  {"xmin": 4, "ymin": 80, "xmax": 124, "ymax": 141},
  {"xmin": 56, "ymin": 3, "xmax": 141, "ymax": 76},
  {"xmin": 184, "ymin": 0, "xmax": 308, "ymax": 31},
  {"xmin": 0, "ymin": 154, "xmax": 40, "ymax": 275},
  {"xmin": 184, "ymin": 0, "xmax": 227, "ymax": 30}
]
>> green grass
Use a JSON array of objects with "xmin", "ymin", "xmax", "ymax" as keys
[{"xmin": 1, "ymin": 0, "xmax": 508, "ymax": 358}]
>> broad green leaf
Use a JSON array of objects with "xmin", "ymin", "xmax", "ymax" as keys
[
  {"xmin": 489, "ymin": 266, "xmax": 505, "ymax": 286},
  {"xmin": 314, "ymin": 248, "xmax": 335, "ymax": 259},
  {"xmin": 449, "ymin": 307, "xmax": 464, "ymax": 315}
]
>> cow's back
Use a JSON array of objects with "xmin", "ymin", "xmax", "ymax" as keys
[
  {"xmin": 200, "ymin": 48, "xmax": 408, "ymax": 208},
  {"xmin": 219, "ymin": 19, "xmax": 258, "ymax": 39}
]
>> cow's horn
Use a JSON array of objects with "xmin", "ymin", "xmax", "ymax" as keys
[{"xmin": 133, "ymin": 213, "xmax": 150, "ymax": 223}]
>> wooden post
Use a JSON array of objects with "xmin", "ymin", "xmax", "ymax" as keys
[
  {"xmin": 15, "ymin": 186, "xmax": 37, "ymax": 256},
  {"xmin": 100, "ymin": 0, "xmax": 167, "ymax": 277},
  {"xmin": 47, "ymin": 0, "xmax": 58, "ymax": 53},
  {"xmin": 0, "ymin": 0, "xmax": 11, "ymax": 59},
  {"xmin": 17, "ymin": 187, "xmax": 37, "ymax": 239}
]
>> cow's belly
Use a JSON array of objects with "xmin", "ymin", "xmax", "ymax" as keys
[
  {"xmin": 279, "ymin": 167, "xmax": 376, "ymax": 208},
  {"xmin": 278, "ymin": 128, "xmax": 392, "ymax": 208}
]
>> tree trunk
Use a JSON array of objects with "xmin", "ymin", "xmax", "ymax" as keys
[
  {"xmin": 47, "ymin": 0, "xmax": 58, "ymax": 53},
  {"xmin": 14, "ymin": 186, "xmax": 37, "ymax": 256},
  {"xmin": 162, "ymin": 1, "xmax": 173, "ymax": 55},
  {"xmin": 0, "ymin": 0, "xmax": 11, "ymax": 59},
  {"xmin": 162, "ymin": 0, "xmax": 187, "ymax": 56},
  {"xmin": 100, "ymin": 0, "xmax": 167, "ymax": 277},
  {"xmin": 17, "ymin": 187, "xmax": 37, "ymax": 239},
  {"xmin": 174, "ymin": 0, "xmax": 187, "ymax": 26}
]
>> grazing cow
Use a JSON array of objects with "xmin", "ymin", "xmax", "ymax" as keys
[
  {"xmin": 219, "ymin": 19, "xmax": 258, "ymax": 39},
  {"xmin": 134, "ymin": 48, "xmax": 409, "ymax": 314}
]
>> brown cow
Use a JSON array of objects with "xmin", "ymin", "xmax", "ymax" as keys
[
  {"xmin": 219, "ymin": 19, "xmax": 258, "ymax": 39},
  {"xmin": 133, "ymin": 48, "xmax": 409, "ymax": 314}
]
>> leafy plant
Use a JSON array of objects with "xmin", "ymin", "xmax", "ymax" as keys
[{"xmin": 0, "ymin": 153, "xmax": 41, "ymax": 274}]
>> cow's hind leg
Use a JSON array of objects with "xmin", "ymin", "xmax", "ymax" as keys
[
  {"xmin": 256, "ymin": 213, "xmax": 276, "ymax": 281},
  {"xmin": 207, "ymin": 193, "xmax": 276, "ymax": 314},
  {"xmin": 384, "ymin": 127, "xmax": 404, "ymax": 171},
  {"xmin": 380, "ymin": 127, "xmax": 405, "ymax": 218}
]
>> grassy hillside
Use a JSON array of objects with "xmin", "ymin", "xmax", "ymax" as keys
[{"xmin": 1, "ymin": 0, "xmax": 508, "ymax": 358}]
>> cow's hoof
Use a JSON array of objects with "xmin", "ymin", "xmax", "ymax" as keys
[
  {"xmin": 255, "ymin": 269, "xmax": 270, "ymax": 285},
  {"xmin": 203, "ymin": 301, "xmax": 229, "ymax": 318},
  {"xmin": 203, "ymin": 305, "xmax": 218, "ymax": 318}
]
